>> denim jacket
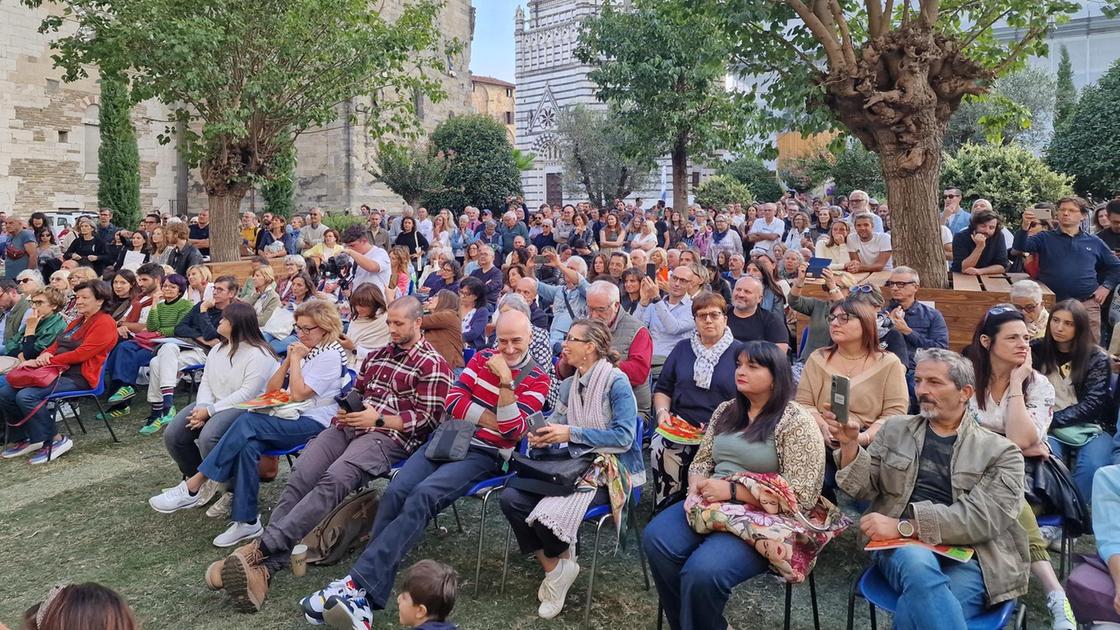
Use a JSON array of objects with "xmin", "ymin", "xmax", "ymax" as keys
[
  {"xmin": 450, "ymin": 227, "xmax": 476, "ymax": 256},
  {"xmin": 551, "ymin": 368, "xmax": 645, "ymax": 485},
  {"xmin": 836, "ymin": 414, "xmax": 1029, "ymax": 605}
]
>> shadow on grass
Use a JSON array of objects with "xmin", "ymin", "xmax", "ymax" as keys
[{"xmin": 0, "ymin": 402, "xmax": 1081, "ymax": 629}]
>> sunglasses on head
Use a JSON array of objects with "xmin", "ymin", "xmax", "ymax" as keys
[{"xmin": 850, "ymin": 284, "xmax": 874, "ymax": 294}]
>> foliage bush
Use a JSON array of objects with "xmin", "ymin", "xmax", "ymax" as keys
[
  {"xmin": 97, "ymin": 75, "xmax": 141, "ymax": 229},
  {"xmin": 321, "ymin": 214, "xmax": 366, "ymax": 233},
  {"xmin": 368, "ymin": 142, "xmax": 453, "ymax": 211},
  {"xmin": 694, "ymin": 175, "xmax": 752, "ymax": 210},
  {"xmin": 719, "ymin": 156, "xmax": 783, "ymax": 202},
  {"xmin": 424, "ymin": 114, "xmax": 521, "ymax": 212},
  {"xmin": 802, "ymin": 139, "xmax": 885, "ymax": 199},
  {"xmin": 1047, "ymin": 58, "xmax": 1120, "ymax": 198},
  {"xmin": 943, "ymin": 143, "xmax": 1073, "ymax": 225},
  {"xmin": 260, "ymin": 140, "xmax": 295, "ymax": 217}
]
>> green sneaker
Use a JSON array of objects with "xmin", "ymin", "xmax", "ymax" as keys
[
  {"xmin": 96, "ymin": 406, "xmax": 130, "ymax": 422},
  {"xmin": 108, "ymin": 386, "xmax": 136, "ymax": 404},
  {"xmin": 138, "ymin": 407, "xmax": 177, "ymax": 436}
]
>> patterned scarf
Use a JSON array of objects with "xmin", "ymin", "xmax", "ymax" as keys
[{"xmin": 690, "ymin": 327, "xmax": 735, "ymax": 390}]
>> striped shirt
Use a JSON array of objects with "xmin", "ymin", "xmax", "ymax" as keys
[
  {"xmin": 445, "ymin": 348, "xmax": 550, "ymax": 457},
  {"xmin": 350, "ymin": 339, "xmax": 453, "ymax": 453}
]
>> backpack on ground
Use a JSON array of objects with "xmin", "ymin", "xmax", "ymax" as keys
[
  {"xmin": 299, "ymin": 486, "xmax": 381, "ymax": 566},
  {"xmin": 1067, "ymin": 555, "xmax": 1120, "ymax": 626}
]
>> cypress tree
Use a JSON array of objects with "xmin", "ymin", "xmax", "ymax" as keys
[
  {"xmin": 260, "ymin": 140, "xmax": 295, "ymax": 218},
  {"xmin": 97, "ymin": 74, "xmax": 141, "ymax": 229},
  {"xmin": 1054, "ymin": 45, "xmax": 1077, "ymax": 130}
]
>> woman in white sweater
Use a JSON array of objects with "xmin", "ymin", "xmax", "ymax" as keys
[{"xmin": 160, "ymin": 302, "xmax": 280, "ymax": 505}]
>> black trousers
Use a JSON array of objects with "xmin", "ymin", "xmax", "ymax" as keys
[{"xmin": 499, "ymin": 485, "xmax": 609, "ymax": 559}]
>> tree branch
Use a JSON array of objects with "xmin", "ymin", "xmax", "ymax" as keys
[
  {"xmin": 991, "ymin": 25, "xmax": 1049, "ymax": 75},
  {"xmin": 866, "ymin": 0, "xmax": 884, "ymax": 39},
  {"xmin": 960, "ymin": 8, "xmax": 1013, "ymax": 48},
  {"xmin": 828, "ymin": 0, "xmax": 859, "ymax": 67},
  {"xmin": 785, "ymin": 0, "xmax": 845, "ymax": 69},
  {"xmin": 918, "ymin": 0, "xmax": 939, "ymax": 28}
]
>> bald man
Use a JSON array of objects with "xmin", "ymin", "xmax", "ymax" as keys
[
  {"xmin": 516, "ymin": 276, "xmax": 550, "ymax": 329},
  {"xmin": 727, "ymin": 277, "xmax": 789, "ymax": 351}
]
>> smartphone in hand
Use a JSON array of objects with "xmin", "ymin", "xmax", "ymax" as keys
[
  {"xmin": 830, "ymin": 375, "xmax": 850, "ymax": 425},
  {"xmin": 526, "ymin": 411, "xmax": 548, "ymax": 434},
  {"xmin": 645, "ymin": 263, "xmax": 658, "ymax": 280}
]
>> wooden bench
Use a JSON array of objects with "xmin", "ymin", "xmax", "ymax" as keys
[
  {"xmin": 205, "ymin": 258, "xmax": 288, "ymax": 284},
  {"xmin": 797, "ymin": 271, "xmax": 1055, "ymax": 351}
]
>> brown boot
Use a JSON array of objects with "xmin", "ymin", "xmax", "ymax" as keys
[
  {"xmin": 204, "ymin": 559, "xmax": 225, "ymax": 591},
  {"xmin": 221, "ymin": 553, "xmax": 270, "ymax": 612},
  {"xmin": 232, "ymin": 539, "xmax": 263, "ymax": 562}
]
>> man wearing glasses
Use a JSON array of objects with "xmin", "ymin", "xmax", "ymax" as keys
[
  {"xmin": 884, "ymin": 267, "xmax": 949, "ymax": 374},
  {"xmin": 942, "ymin": 188, "xmax": 970, "ymax": 234},
  {"xmin": 634, "ymin": 264, "xmax": 698, "ymax": 372}
]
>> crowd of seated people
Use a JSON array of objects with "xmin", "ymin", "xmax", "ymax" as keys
[{"xmin": 4, "ymin": 194, "xmax": 1120, "ymax": 630}]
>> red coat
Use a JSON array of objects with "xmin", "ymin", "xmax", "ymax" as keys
[{"xmin": 45, "ymin": 311, "xmax": 118, "ymax": 387}]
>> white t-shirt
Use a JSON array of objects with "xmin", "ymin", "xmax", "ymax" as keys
[
  {"xmin": 940, "ymin": 225, "xmax": 953, "ymax": 247},
  {"xmin": 846, "ymin": 232, "xmax": 893, "ymax": 270},
  {"xmin": 297, "ymin": 342, "xmax": 349, "ymax": 427},
  {"xmin": 748, "ymin": 217, "xmax": 785, "ymax": 253},
  {"xmin": 351, "ymin": 245, "xmax": 391, "ymax": 293}
]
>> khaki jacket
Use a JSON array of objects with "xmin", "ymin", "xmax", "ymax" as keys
[{"xmin": 835, "ymin": 414, "xmax": 1029, "ymax": 605}]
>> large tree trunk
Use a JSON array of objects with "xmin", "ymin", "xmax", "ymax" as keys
[
  {"xmin": 820, "ymin": 23, "xmax": 989, "ymax": 289},
  {"xmin": 671, "ymin": 136, "xmax": 688, "ymax": 213},
  {"xmin": 882, "ymin": 142, "xmax": 947, "ymax": 288},
  {"xmin": 208, "ymin": 191, "xmax": 249, "ymax": 262}
]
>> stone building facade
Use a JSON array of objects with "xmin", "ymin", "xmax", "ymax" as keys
[
  {"xmin": 1, "ymin": 1, "xmax": 475, "ymax": 218},
  {"xmin": 470, "ymin": 75, "xmax": 517, "ymax": 143},
  {"xmin": 514, "ymin": 0, "xmax": 717, "ymax": 209}
]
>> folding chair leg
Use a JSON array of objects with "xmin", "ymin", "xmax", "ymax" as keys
[
  {"xmin": 809, "ymin": 573, "xmax": 821, "ymax": 630},
  {"xmin": 451, "ymin": 501, "xmax": 464, "ymax": 534},
  {"xmin": 582, "ymin": 515, "xmax": 609, "ymax": 629},
  {"xmin": 784, "ymin": 582, "xmax": 793, "ymax": 630},
  {"xmin": 93, "ymin": 397, "xmax": 118, "ymax": 443},
  {"xmin": 473, "ymin": 489, "xmax": 496, "ymax": 597},
  {"xmin": 499, "ymin": 524, "xmax": 513, "ymax": 595},
  {"xmin": 53, "ymin": 402, "xmax": 74, "ymax": 436},
  {"xmin": 846, "ymin": 574, "xmax": 859, "ymax": 630},
  {"xmin": 657, "ymin": 600, "xmax": 664, "ymax": 630},
  {"xmin": 630, "ymin": 500, "xmax": 650, "ymax": 591},
  {"xmin": 64, "ymin": 401, "xmax": 87, "ymax": 434},
  {"xmin": 869, "ymin": 603, "xmax": 877, "ymax": 630}
]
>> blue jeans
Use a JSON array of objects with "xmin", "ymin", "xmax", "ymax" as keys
[
  {"xmin": 873, "ymin": 547, "xmax": 987, "ymax": 630},
  {"xmin": 262, "ymin": 332, "xmax": 297, "ymax": 356},
  {"xmin": 197, "ymin": 412, "xmax": 324, "ymax": 523},
  {"xmin": 642, "ymin": 501, "xmax": 769, "ymax": 630},
  {"xmin": 350, "ymin": 445, "xmax": 503, "ymax": 610},
  {"xmin": 0, "ymin": 374, "xmax": 82, "ymax": 444},
  {"xmin": 1048, "ymin": 433, "xmax": 1115, "ymax": 502}
]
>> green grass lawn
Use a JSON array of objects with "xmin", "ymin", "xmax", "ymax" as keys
[{"xmin": 0, "ymin": 398, "xmax": 1080, "ymax": 629}]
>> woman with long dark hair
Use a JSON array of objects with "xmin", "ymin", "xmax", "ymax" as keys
[
  {"xmin": 1031, "ymin": 299, "xmax": 1114, "ymax": 502},
  {"xmin": 158, "ymin": 302, "xmax": 281, "ymax": 514},
  {"xmin": 107, "ymin": 270, "xmax": 141, "ymax": 322},
  {"xmin": 36, "ymin": 226, "xmax": 63, "ymax": 278},
  {"xmin": 458, "ymin": 276, "xmax": 490, "ymax": 350},
  {"xmin": 149, "ymin": 299, "xmax": 346, "ymax": 547},
  {"xmin": 644, "ymin": 341, "xmax": 828, "ymax": 630},
  {"xmin": 114, "ymin": 230, "xmax": 153, "ymax": 272},
  {"xmin": 394, "ymin": 216, "xmax": 429, "ymax": 270},
  {"xmin": 962, "ymin": 304, "xmax": 1076, "ymax": 630}
]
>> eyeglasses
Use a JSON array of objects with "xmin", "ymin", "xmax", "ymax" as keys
[
  {"xmin": 588, "ymin": 305, "xmax": 614, "ymax": 315},
  {"xmin": 31, "ymin": 300, "xmax": 48, "ymax": 306},
  {"xmin": 295, "ymin": 324, "xmax": 321, "ymax": 334},
  {"xmin": 850, "ymin": 285, "xmax": 874, "ymax": 294},
  {"xmin": 1013, "ymin": 302, "xmax": 1041, "ymax": 313},
  {"xmin": 944, "ymin": 194, "xmax": 960, "ymax": 199},
  {"xmin": 695, "ymin": 311, "xmax": 725, "ymax": 321},
  {"xmin": 17, "ymin": 278, "xmax": 33, "ymax": 284},
  {"xmin": 564, "ymin": 335, "xmax": 591, "ymax": 344},
  {"xmin": 827, "ymin": 312, "xmax": 854, "ymax": 325},
  {"xmin": 883, "ymin": 280, "xmax": 917, "ymax": 289}
]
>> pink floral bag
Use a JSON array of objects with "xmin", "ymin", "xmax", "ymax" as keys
[{"xmin": 685, "ymin": 471, "xmax": 851, "ymax": 583}]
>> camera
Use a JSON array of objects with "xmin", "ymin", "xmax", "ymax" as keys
[{"xmin": 321, "ymin": 253, "xmax": 354, "ymax": 292}]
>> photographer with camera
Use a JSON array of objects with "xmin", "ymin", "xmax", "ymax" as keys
[
  {"xmin": 202, "ymin": 296, "xmax": 452, "ymax": 613},
  {"xmin": 340, "ymin": 225, "xmax": 391, "ymax": 296}
]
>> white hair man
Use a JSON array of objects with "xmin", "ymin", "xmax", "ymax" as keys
[
  {"xmin": 847, "ymin": 190, "xmax": 884, "ymax": 233},
  {"xmin": 537, "ymin": 251, "xmax": 591, "ymax": 349},
  {"xmin": 883, "ymin": 266, "xmax": 948, "ymax": 374},
  {"xmin": 555, "ymin": 280, "xmax": 654, "ymax": 419}
]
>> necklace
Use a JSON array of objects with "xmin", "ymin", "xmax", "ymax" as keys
[{"xmin": 837, "ymin": 350, "xmax": 869, "ymax": 361}]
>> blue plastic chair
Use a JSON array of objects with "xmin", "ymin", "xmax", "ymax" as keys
[
  {"xmin": 846, "ymin": 565, "xmax": 1025, "ymax": 630},
  {"xmin": 48, "ymin": 360, "xmax": 117, "ymax": 443},
  {"xmin": 181, "ymin": 363, "xmax": 205, "ymax": 395},
  {"xmin": 1037, "ymin": 514, "xmax": 1072, "ymax": 580},
  {"xmin": 499, "ymin": 418, "xmax": 650, "ymax": 628},
  {"xmin": 463, "ymin": 348, "xmax": 476, "ymax": 365}
]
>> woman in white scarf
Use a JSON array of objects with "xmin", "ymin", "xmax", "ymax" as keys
[{"xmin": 499, "ymin": 319, "xmax": 644, "ymax": 621}]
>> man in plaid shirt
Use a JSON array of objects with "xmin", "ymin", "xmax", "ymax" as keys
[
  {"xmin": 300, "ymin": 309, "xmax": 550, "ymax": 626},
  {"xmin": 211, "ymin": 296, "xmax": 451, "ymax": 611}
]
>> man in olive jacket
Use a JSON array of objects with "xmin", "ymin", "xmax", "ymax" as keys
[
  {"xmin": 826, "ymin": 348, "xmax": 1028, "ymax": 629},
  {"xmin": 0, "ymin": 279, "xmax": 30, "ymax": 347}
]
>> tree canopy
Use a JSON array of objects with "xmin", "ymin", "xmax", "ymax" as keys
[
  {"xmin": 943, "ymin": 142, "xmax": 1073, "ymax": 225},
  {"xmin": 425, "ymin": 114, "xmax": 522, "ymax": 213},
  {"xmin": 25, "ymin": 0, "xmax": 455, "ymax": 260},
  {"xmin": 575, "ymin": 0, "xmax": 751, "ymax": 213},
  {"xmin": 368, "ymin": 142, "xmax": 454, "ymax": 211},
  {"xmin": 694, "ymin": 175, "xmax": 752, "ymax": 210},
  {"xmin": 1048, "ymin": 58, "xmax": 1120, "ymax": 198},
  {"xmin": 556, "ymin": 105, "xmax": 656, "ymax": 209},
  {"xmin": 719, "ymin": 156, "xmax": 783, "ymax": 202}
]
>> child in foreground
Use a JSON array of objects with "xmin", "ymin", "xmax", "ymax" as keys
[{"xmin": 397, "ymin": 560, "xmax": 460, "ymax": 630}]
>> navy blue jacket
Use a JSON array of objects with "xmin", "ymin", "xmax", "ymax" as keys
[
  {"xmin": 882, "ymin": 300, "xmax": 948, "ymax": 371},
  {"xmin": 1013, "ymin": 228, "xmax": 1120, "ymax": 301}
]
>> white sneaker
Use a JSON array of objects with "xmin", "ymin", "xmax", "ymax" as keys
[
  {"xmin": 538, "ymin": 558, "xmax": 580, "ymax": 619},
  {"xmin": 206, "ymin": 492, "xmax": 233, "ymax": 518},
  {"xmin": 213, "ymin": 517, "xmax": 263, "ymax": 548},
  {"xmin": 1047, "ymin": 591, "xmax": 1076, "ymax": 630},
  {"xmin": 149, "ymin": 481, "xmax": 202, "ymax": 513}
]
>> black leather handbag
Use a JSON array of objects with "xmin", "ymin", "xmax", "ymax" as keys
[
  {"xmin": 508, "ymin": 450, "xmax": 597, "ymax": 496},
  {"xmin": 1024, "ymin": 454, "xmax": 1091, "ymax": 537}
]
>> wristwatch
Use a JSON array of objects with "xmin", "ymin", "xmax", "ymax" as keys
[
  {"xmin": 498, "ymin": 381, "xmax": 514, "ymax": 390},
  {"xmin": 896, "ymin": 519, "xmax": 915, "ymax": 538},
  {"xmin": 728, "ymin": 480, "xmax": 743, "ymax": 505}
]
